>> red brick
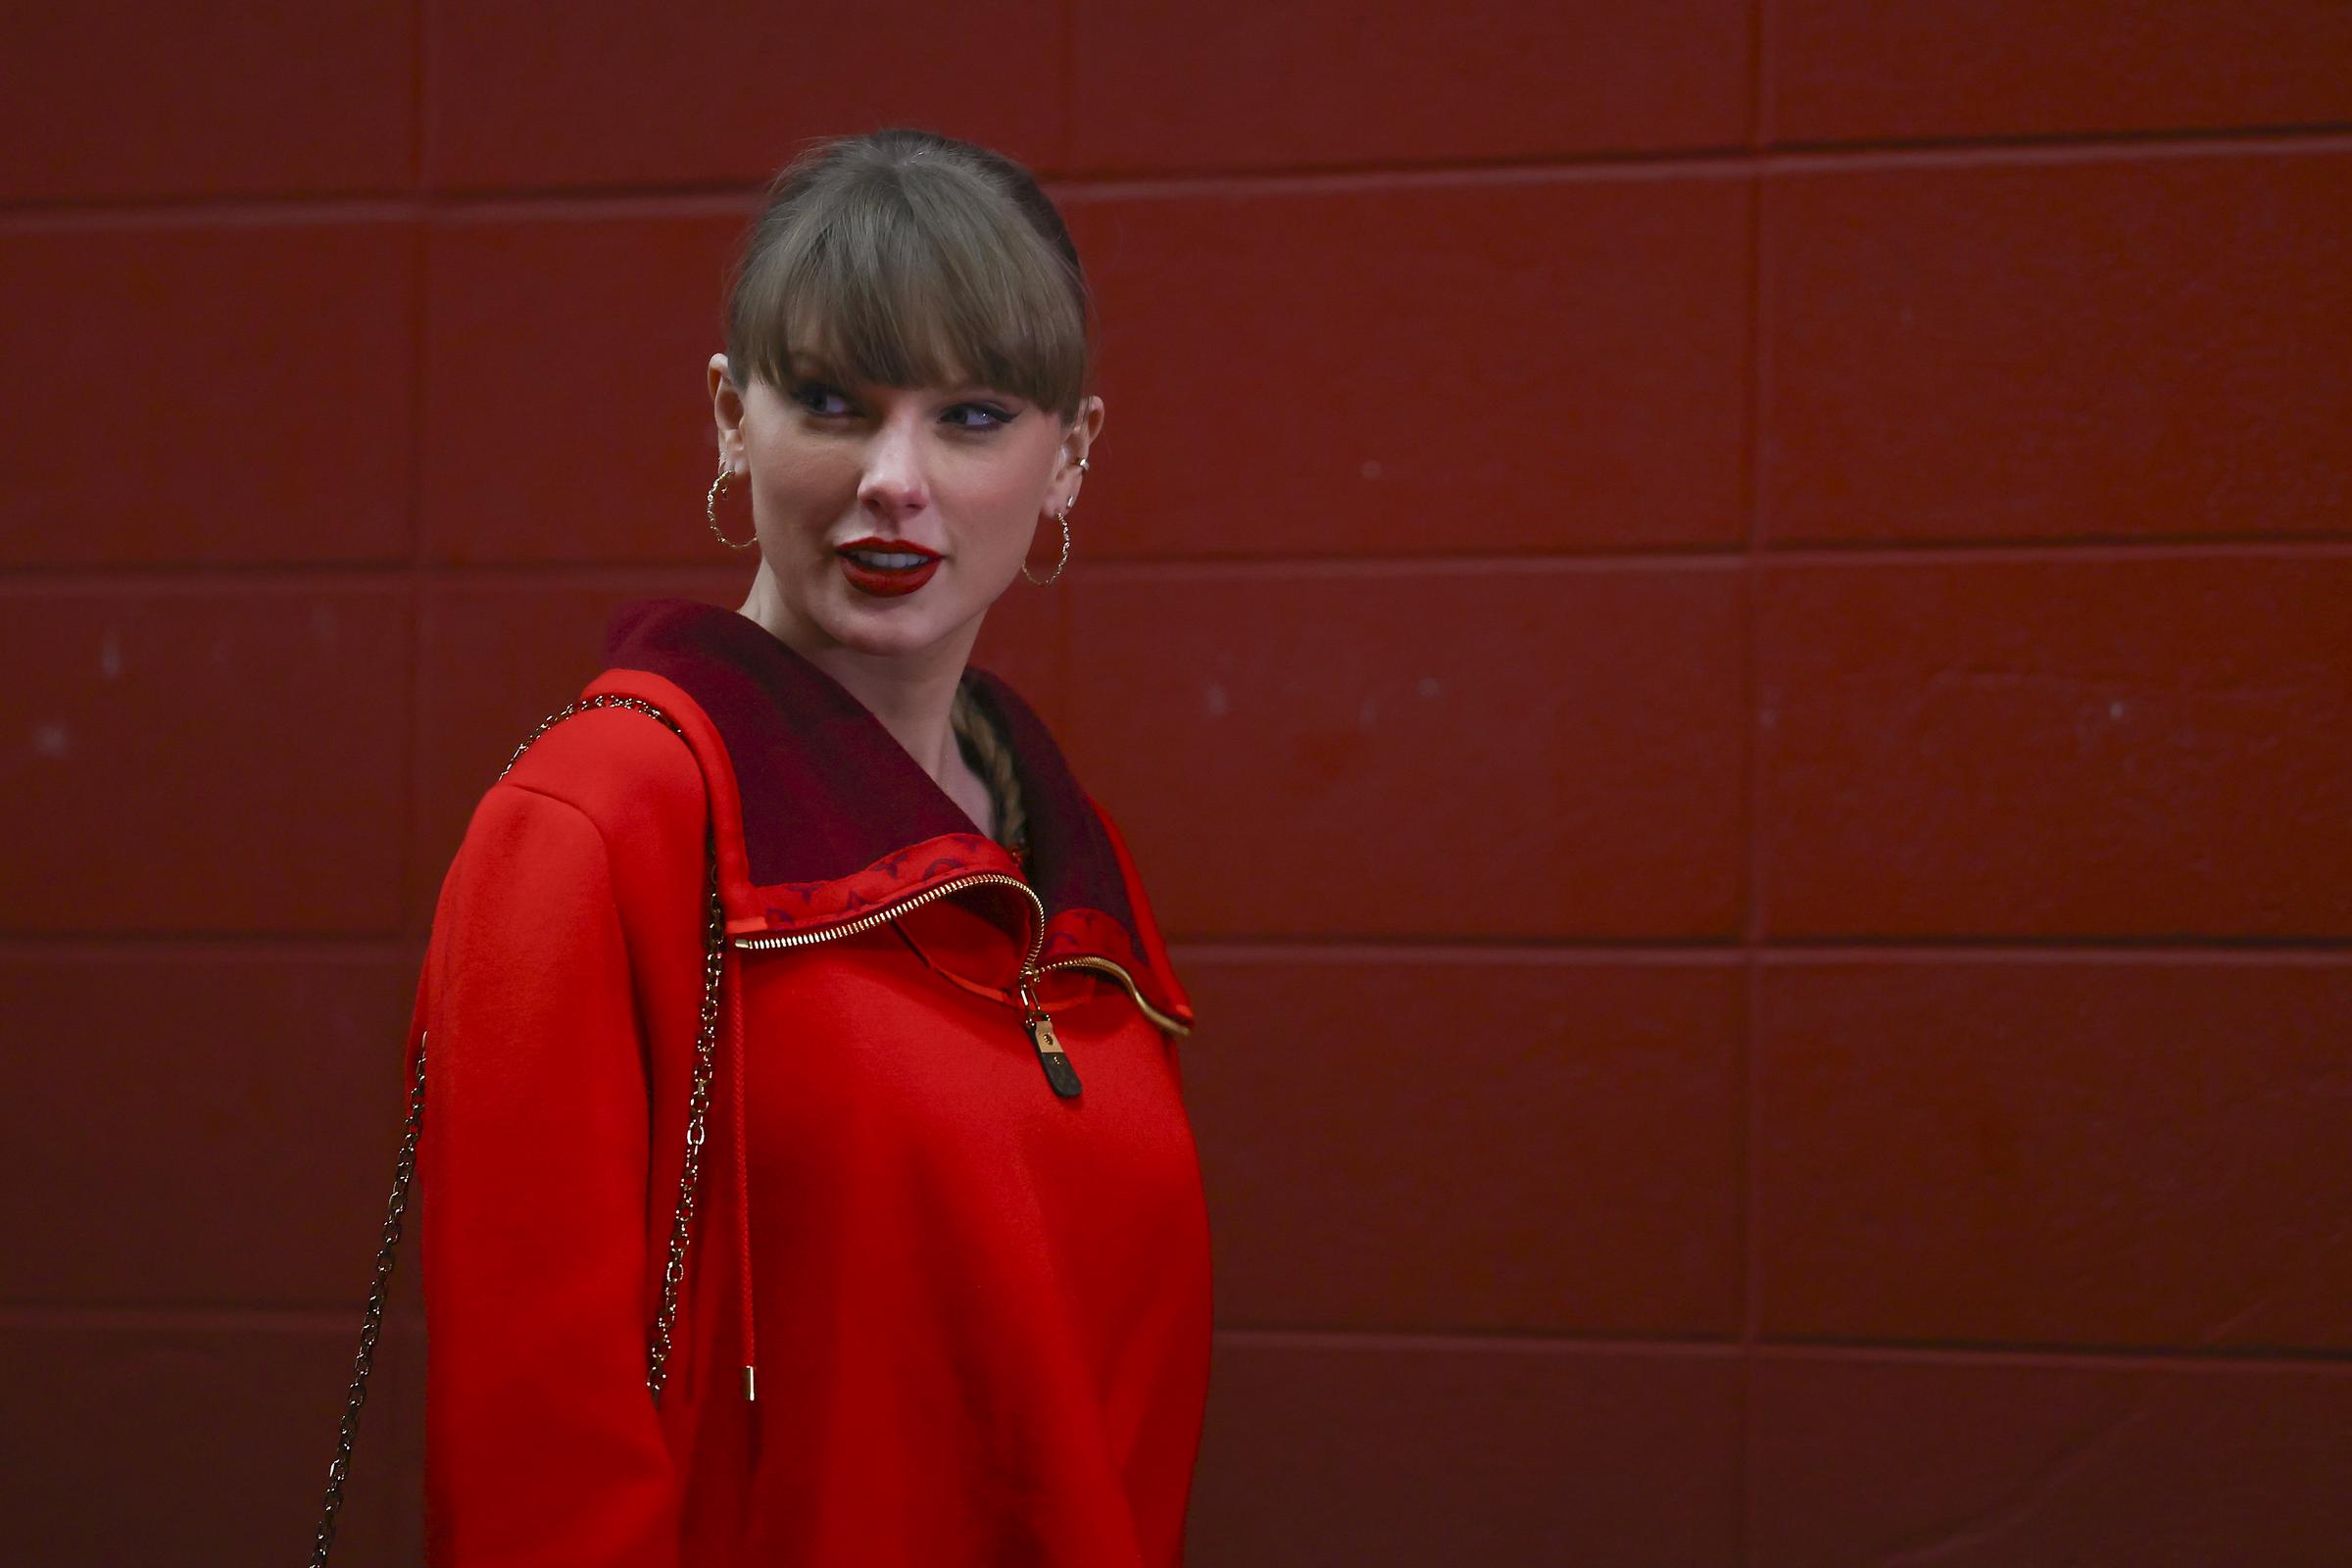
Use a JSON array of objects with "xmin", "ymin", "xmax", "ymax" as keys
[
  {"xmin": 1756, "ymin": 958, "xmax": 2352, "ymax": 1350},
  {"xmin": 1065, "ymin": 564, "xmax": 1747, "ymax": 940},
  {"xmin": 0, "ymin": 222, "xmax": 414, "ymax": 567},
  {"xmin": 1763, "ymin": 150, "xmax": 2352, "ymax": 545},
  {"xmin": 1065, "ymin": 173, "xmax": 1750, "ymax": 558},
  {"xmin": 1756, "ymin": 554, "xmax": 2352, "ymax": 937},
  {"xmin": 422, "ymin": 214, "xmax": 749, "ymax": 564},
  {"xmin": 1769, "ymin": 0, "xmax": 2352, "ymax": 143},
  {"xmin": 0, "ymin": 1, "xmax": 412, "ymax": 202},
  {"xmin": 0, "ymin": 1314, "xmax": 423, "ymax": 1567},
  {"xmin": 0, "ymin": 953, "xmax": 418, "ymax": 1307},
  {"xmin": 428, "ymin": 2, "xmax": 1063, "ymax": 190},
  {"xmin": 0, "ymin": 588, "xmax": 412, "ymax": 934},
  {"xmin": 385, "ymin": 1311, "xmax": 427, "ymax": 1561},
  {"xmin": 1183, "ymin": 954, "xmax": 1742, "ymax": 1334},
  {"xmin": 1190, "ymin": 1338, "xmax": 1740, "ymax": 1567},
  {"xmin": 1072, "ymin": 0, "xmax": 1750, "ymax": 172},
  {"xmin": 1753, "ymin": 1350, "xmax": 2352, "ymax": 1567}
]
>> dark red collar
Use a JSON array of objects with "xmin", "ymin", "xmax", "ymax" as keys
[{"xmin": 599, "ymin": 597, "xmax": 1172, "ymax": 1008}]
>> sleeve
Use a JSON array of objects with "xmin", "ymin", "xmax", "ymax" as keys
[{"xmin": 417, "ymin": 779, "xmax": 683, "ymax": 1567}]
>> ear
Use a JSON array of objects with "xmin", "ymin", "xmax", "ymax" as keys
[
  {"xmin": 708, "ymin": 353, "xmax": 746, "ymax": 467},
  {"xmin": 1053, "ymin": 394, "xmax": 1105, "ymax": 503}
]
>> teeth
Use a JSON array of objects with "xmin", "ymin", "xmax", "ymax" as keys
[{"xmin": 846, "ymin": 549, "xmax": 929, "ymax": 569}]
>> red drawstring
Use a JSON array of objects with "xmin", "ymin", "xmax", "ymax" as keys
[{"xmin": 728, "ymin": 951, "xmax": 758, "ymax": 1404}]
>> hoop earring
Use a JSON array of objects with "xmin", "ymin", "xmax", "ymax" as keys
[
  {"xmin": 1023, "ymin": 456, "xmax": 1086, "ymax": 586},
  {"xmin": 707, "ymin": 456, "xmax": 757, "ymax": 550},
  {"xmin": 1023, "ymin": 505, "xmax": 1071, "ymax": 586}
]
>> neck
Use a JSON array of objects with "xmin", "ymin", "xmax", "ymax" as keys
[{"xmin": 735, "ymin": 566, "xmax": 979, "ymax": 788}]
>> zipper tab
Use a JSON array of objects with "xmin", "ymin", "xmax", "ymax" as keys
[{"xmin": 1017, "ymin": 970, "xmax": 1083, "ymax": 1099}]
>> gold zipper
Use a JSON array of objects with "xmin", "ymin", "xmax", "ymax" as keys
[
  {"xmin": 730, "ymin": 871, "xmax": 1046, "ymax": 966},
  {"xmin": 730, "ymin": 871, "xmax": 1084, "ymax": 1097},
  {"xmin": 1037, "ymin": 955, "xmax": 1193, "ymax": 1039}
]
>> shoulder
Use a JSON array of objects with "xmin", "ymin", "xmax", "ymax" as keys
[
  {"xmin": 491, "ymin": 689, "xmax": 710, "ymax": 839},
  {"xmin": 437, "ymin": 689, "xmax": 714, "ymax": 954},
  {"xmin": 446, "ymin": 691, "xmax": 713, "ymax": 921}
]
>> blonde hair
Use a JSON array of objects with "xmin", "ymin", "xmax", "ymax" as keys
[
  {"xmin": 721, "ymin": 127, "xmax": 1094, "ymax": 421},
  {"xmin": 951, "ymin": 685, "xmax": 1027, "ymax": 858}
]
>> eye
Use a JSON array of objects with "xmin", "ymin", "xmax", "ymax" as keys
[
  {"xmin": 789, "ymin": 379, "xmax": 853, "ymax": 417},
  {"xmin": 943, "ymin": 401, "xmax": 1017, "ymax": 430}
]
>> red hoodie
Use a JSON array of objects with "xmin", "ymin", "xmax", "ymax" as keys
[{"xmin": 404, "ymin": 596, "xmax": 1211, "ymax": 1565}]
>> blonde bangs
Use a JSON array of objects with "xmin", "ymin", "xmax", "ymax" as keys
[{"xmin": 725, "ymin": 138, "xmax": 1091, "ymax": 420}]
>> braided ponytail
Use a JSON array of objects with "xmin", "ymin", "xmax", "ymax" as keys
[{"xmin": 950, "ymin": 684, "xmax": 1028, "ymax": 861}]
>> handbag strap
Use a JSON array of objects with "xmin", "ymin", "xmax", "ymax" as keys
[{"xmin": 311, "ymin": 693, "xmax": 725, "ymax": 1565}]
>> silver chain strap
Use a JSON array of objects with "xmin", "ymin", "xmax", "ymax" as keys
[
  {"xmin": 309, "ymin": 1042, "xmax": 425, "ymax": 1566},
  {"xmin": 651, "ymin": 846, "xmax": 726, "ymax": 1399},
  {"xmin": 311, "ymin": 694, "xmax": 725, "ymax": 1563}
]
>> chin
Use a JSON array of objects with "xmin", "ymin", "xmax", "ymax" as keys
[{"xmin": 813, "ymin": 598, "xmax": 966, "ymax": 661}]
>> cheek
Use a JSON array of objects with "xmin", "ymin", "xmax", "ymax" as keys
[
  {"xmin": 944, "ymin": 440, "xmax": 1057, "ymax": 541},
  {"xmin": 755, "ymin": 440, "xmax": 859, "ymax": 515},
  {"xmin": 949, "ymin": 466, "xmax": 1041, "ymax": 532}
]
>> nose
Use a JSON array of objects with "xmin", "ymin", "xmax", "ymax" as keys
[{"xmin": 856, "ymin": 411, "xmax": 930, "ymax": 521}]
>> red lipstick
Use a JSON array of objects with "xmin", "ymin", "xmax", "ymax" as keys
[{"xmin": 835, "ymin": 536, "xmax": 942, "ymax": 598}]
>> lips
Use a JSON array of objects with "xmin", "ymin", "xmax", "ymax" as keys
[{"xmin": 836, "ymin": 536, "xmax": 942, "ymax": 598}]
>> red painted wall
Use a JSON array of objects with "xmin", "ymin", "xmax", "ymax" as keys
[{"xmin": 4, "ymin": 4, "xmax": 2349, "ymax": 1563}]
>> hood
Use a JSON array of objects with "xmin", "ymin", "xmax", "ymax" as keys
[{"xmin": 590, "ymin": 595, "xmax": 1191, "ymax": 1031}]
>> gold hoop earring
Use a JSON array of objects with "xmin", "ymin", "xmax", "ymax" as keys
[
  {"xmin": 707, "ymin": 455, "xmax": 757, "ymax": 550},
  {"xmin": 1023, "ymin": 504, "xmax": 1071, "ymax": 586},
  {"xmin": 1022, "ymin": 456, "xmax": 1086, "ymax": 586}
]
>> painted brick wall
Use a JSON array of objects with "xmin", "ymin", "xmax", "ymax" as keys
[{"xmin": 3, "ymin": 4, "xmax": 2348, "ymax": 1564}]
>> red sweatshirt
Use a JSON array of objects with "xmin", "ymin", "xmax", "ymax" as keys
[{"xmin": 405, "ymin": 597, "xmax": 1211, "ymax": 1565}]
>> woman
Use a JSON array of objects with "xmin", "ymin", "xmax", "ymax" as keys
[{"xmin": 390, "ymin": 128, "xmax": 1209, "ymax": 1565}]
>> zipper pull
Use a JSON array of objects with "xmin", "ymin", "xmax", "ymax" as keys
[{"xmin": 1017, "ymin": 972, "xmax": 1083, "ymax": 1099}]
